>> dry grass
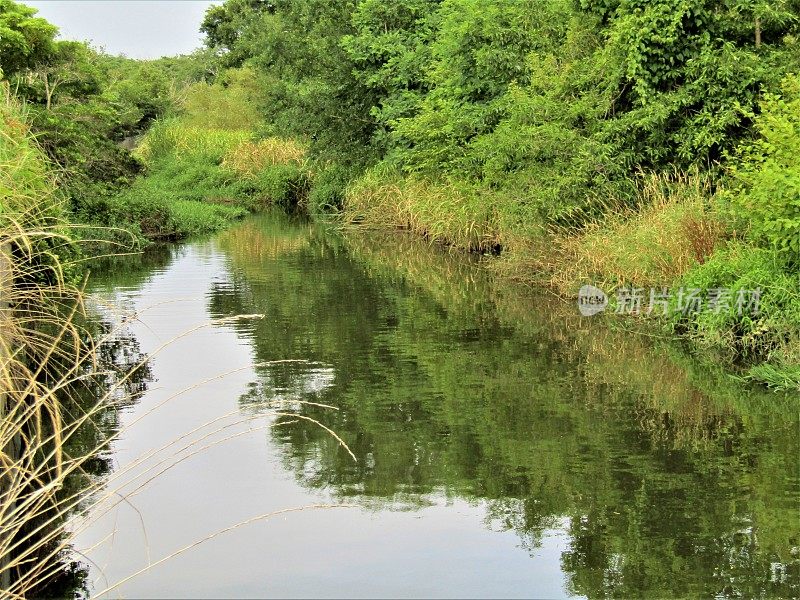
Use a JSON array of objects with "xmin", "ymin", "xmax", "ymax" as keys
[
  {"xmin": 1, "ymin": 90, "xmax": 353, "ymax": 597},
  {"xmin": 221, "ymin": 138, "xmax": 307, "ymax": 177},
  {"xmin": 495, "ymin": 171, "xmax": 728, "ymax": 294},
  {"xmin": 343, "ymin": 170, "xmax": 509, "ymax": 253},
  {"xmin": 346, "ymin": 167, "xmax": 727, "ymax": 295}
]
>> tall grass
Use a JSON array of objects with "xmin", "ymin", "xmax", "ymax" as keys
[
  {"xmin": 343, "ymin": 168, "xmax": 510, "ymax": 253},
  {"xmin": 2, "ymin": 86, "xmax": 94, "ymax": 595},
  {"xmin": 221, "ymin": 138, "xmax": 306, "ymax": 177},
  {"xmin": 494, "ymin": 171, "xmax": 727, "ymax": 293},
  {"xmin": 109, "ymin": 117, "xmax": 310, "ymax": 242},
  {"xmin": 135, "ymin": 120, "xmax": 249, "ymax": 168}
]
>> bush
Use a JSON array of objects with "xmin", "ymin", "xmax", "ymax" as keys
[
  {"xmin": 252, "ymin": 164, "xmax": 310, "ymax": 209},
  {"xmin": 725, "ymin": 75, "xmax": 800, "ymax": 257},
  {"xmin": 667, "ymin": 242, "xmax": 800, "ymax": 364},
  {"xmin": 307, "ymin": 162, "xmax": 360, "ymax": 213}
]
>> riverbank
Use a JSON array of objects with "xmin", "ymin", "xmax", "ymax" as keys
[
  {"xmin": 84, "ymin": 70, "xmax": 309, "ymax": 247},
  {"xmin": 1, "ymin": 91, "xmax": 100, "ymax": 596},
  {"xmin": 108, "ymin": 74, "xmax": 798, "ymax": 393},
  {"xmin": 185, "ymin": 0, "xmax": 800, "ymax": 392},
  {"xmin": 338, "ymin": 162, "xmax": 799, "ymax": 391}
]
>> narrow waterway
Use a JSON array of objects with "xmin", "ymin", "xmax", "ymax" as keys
[{"xmin": 75, "ymin": 211, "xmax": 798, "ymax": 598}]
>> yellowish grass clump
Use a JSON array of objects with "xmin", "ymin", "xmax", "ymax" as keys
[
  {"xmin": 344, "ymin": 170, "xmax": 509, "ymax": 253},
  {"xmin": 1, "ymin": 82, "xmax": 351, "ymax": 598},
  {"xmin": 134, "ymin": 121, "xmax": 249, "ymax": 166},
  {"xmin": 497, "ymin": 172, "xmax": 727, "ymax": 294},
  {"xmin": 221, "ymin": 137, "xmax": 307, "ymax": 177},
  {"xmin": 2, "ymin": 88, "xmax": 91, "ymax": 596},
  {"xmin": 568, "ymin": 174, "xmax": 724, "ymax": 284}
]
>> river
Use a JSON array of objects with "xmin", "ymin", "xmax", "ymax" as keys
[{"xmin": 73, "ymin": 211, "xmax": 798, "ymax": 598}]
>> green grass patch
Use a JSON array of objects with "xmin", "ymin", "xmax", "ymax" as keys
[
  {"xmin": 344, "ymin": 167, "xmax": 516, "ymax": 253},
  {"xmin": 667, "ymin": 242, "xmax": 800, "ymax": 371},
  {"xmin": 744, "ymin": 362, "xmax": 800, "ymax": 392},
  {"xmin": 169, "ymin": 200, "xmax": 248, "ymax": 237},
  {"xmin": 86, "ymin": 116, "xmax": 311, "ymax": 243}
]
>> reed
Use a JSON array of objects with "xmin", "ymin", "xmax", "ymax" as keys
[
  {"xmin": 343, "ymin": 168, "xmax": 508, "ymax": 253},
  {"xmin": 221, "ymin": 138, "xmax": 307, "ymax": 177},
  {"xmin": 134, "ymin": 120, "xmax": 249, "ymax": 167},
  {"xmin": 494, "ymin": 171, "xmax": 727, "ymax": 294}
]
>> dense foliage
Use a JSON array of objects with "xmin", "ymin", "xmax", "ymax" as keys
[
  {"xmin": 0, "ymin": 0, "xmax": 217, "ymax": 244},
  {"xmin": 195, "ymin": 0, "xmax": 799, "ymax": 386},
  {"xmin": 2, "ymin": 0, "xmax": 797, "ymax": 384}
]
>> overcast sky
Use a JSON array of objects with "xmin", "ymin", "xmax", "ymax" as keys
[{"xmin": 24, "ymin": 1, "xmax": 218, "ymax": 59}]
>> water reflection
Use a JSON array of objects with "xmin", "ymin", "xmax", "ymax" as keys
[{"xmin": 204, "ymin": 212, "xmax": 799, "ymax": 598}]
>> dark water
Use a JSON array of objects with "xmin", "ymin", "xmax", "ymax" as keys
[{"xmin": 77, "ymin": 211, "xmax": 799, "ymax": 598}]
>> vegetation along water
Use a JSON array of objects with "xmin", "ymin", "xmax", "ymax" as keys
[{"xmin": 0, "ymin": 0, "xmax": 798, "ymax": 597}]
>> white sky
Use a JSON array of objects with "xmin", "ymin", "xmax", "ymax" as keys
[{"xmin": 23, "ymin": 1, "xmax": 218, "ymax": 59}]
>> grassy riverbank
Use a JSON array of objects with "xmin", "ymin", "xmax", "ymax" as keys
[
  {"xmin": 2, "ymin": 0, "xmax": 797, "ymax": 437},
  {"xmin": 187, "ymin": 0, "xmax": 800, "ymax": 390},
  {"xmin": 95, "ymin": 69, "xmax": 799, "ymax": 390},
  {"xmin": 87, "ymin": 70, "xmax": 310, "ymax": 242}
]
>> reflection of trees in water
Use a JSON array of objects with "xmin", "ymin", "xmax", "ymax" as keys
[
  {"xmin": 209, "ymin": 217, "xmax": 799, "ymax": 599},
  {"xmin": 86, "ymin": 242, "xmax": 176, "ymax": 292}
]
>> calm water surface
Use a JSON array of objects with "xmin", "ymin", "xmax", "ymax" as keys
[{"xmin": 77, "ymin": 212, "xmax": 799, "ymax": 598}]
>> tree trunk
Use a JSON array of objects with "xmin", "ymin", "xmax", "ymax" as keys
[
  {"xmin": 755, "ymin": 16, "xmax": 762, "ymax": 48},
  {"xmin": 44, "ymin": 75, "xmax": 52, "ymax": 111}
]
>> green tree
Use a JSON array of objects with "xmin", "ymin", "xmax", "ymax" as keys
[
  {"xmin": 727, "ymin": 74, "xmax": 800, "ymax": 255},
  {"xmin": 17, "ymin": 40, "xmax": 100, "ymax": 109},
  {"xmin": 0, "ymin": 0, "xmax": 56, "ymax": 78},
  {"xmin": 200, "ymin": 0, "xmax": 274, "ymax": 67},
  {"xmin": 341, "ymin": 0, "xmax": 441, "ymax": 153}
]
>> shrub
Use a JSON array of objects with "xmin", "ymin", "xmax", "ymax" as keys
[
  {"xmin": 667, "ymin": 242, "xmax": 800, "ymax": 363},
  {"xmin": 307, "ymin": 162, "xmax": 360, "ymax": 213},
  {"xmin": 725, "ymin": 75, "xmax": 800, "ymax": 257},
  {"xmin": 252, "ymin": 164, "xmax": 310, "ymax": 209}
]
